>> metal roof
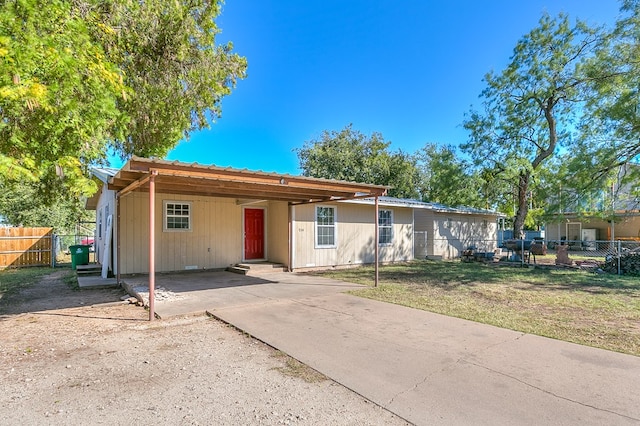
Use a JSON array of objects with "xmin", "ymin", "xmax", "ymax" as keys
[
  {"xmin": 89, "ymin": 167, "xmax": 120, "ymax": 184},
  {"xmin": 345, "ymin": 196, "xmax": 504, "ymax": 216},
  {"xmin": 90, "ymin": 161, "xmax": 504, "ymax": 215},
  {"xmin": 101, "ymin": 156, "xmax": 389, "ymax": 204}
]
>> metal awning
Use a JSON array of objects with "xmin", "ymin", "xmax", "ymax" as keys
[
  {"xmin": 108, "ymin": 156, "xmax": 388, "ymax": 203},
  {"xmin": 108, "ymin": 156, "xmax": 389, "ymax": 321}
]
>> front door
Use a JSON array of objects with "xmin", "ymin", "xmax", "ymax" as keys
[{"xmin": 244, "ymin": 208, "xmax": 265, "ymax": 260}]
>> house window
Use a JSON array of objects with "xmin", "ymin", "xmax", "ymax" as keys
[
  {"xmin": 164, "ymin": 201, "xmax": 191, "ymax": 231},
  {"xmin": 316, "ymin": 206, "xmax": 336, "ymax": 247},
  {"xmin": 379, "ymin": 209, "xmax": 393, "ymax": 245}
]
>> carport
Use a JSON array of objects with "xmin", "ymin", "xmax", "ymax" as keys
[{"xmin": 106, "ymin": 156, "xmax": 388, "ymax": 320}]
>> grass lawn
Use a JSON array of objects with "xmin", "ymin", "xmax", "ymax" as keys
[
  {"xmin": 0, "ymin": 267, "xmax": 58, "ymax": 301},
  {"xmin": 316, "ymin": 260, "xmax": 640, "ymax": 357}
]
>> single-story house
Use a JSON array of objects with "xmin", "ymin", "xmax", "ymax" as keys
[
  {"xmin": 544, "ymin": 163, "xmax": 640, "ymax": 245},
  {"xmin": 544, "ymin": 212, "xmax": 640, "ymax": 244},
  {"xmin": 344, "ymin": 198, "xmax": 502, "ymax": 260},
  {"xmin": 86, "ymin": 157, "xmax": 502, "ymax": 279}
]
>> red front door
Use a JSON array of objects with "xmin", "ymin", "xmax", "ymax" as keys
[{"xmin": 244, "ymin": 208, "xmax": 265, "ymax": 260}]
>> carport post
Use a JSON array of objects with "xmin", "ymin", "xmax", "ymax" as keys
[
  {"xmin": 148, "ymin": 171, "xmax": 157, "ymax": 321},
  {"xmin": 375, "ymin": 196, "xmax": 379, "ymax": 287}
]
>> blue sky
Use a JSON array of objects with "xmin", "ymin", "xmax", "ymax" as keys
[{"xmin": 112, "ymin": 1, "xmax": 621, "ymax": 174}]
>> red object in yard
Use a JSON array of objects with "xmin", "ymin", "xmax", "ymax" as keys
[{"xmin": 81, "ymin": 238, "xmax": 94, "ymax": 246}]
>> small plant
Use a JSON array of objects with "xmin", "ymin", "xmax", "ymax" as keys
[
  {"xmin": 271, "ymin": 350, "xmax": 327, "ymax": 383},
  {"xmin": 62, "ymin": 270, "xmax": 79, "ymax": 290}
]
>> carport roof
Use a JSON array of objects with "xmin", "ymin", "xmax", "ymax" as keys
[{"xmin": 106, "ymin": 156, "xmax": 389, "ymax": 203}]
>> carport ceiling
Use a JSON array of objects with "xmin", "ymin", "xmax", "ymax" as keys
[{"xmin": 108, "ymin": 156, "xmax": 389, "ymax": 203}]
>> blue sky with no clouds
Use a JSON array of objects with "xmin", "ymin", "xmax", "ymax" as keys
[{"xmin": 111, "ymin": 1, "xmax": 622, "ymax": 174}]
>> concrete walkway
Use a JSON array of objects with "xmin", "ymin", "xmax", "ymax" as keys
[{"xmin": 127, "ymin": 271, "xmax": 640, "ymax": 425}]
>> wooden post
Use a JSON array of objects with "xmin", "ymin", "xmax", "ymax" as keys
[
  {"xmin": 375, "ymin": 196, "xmax": 379, "ymax": 288},
  {"xmin": 148, "ymin": 171, "xmax": 157, "ymax": 321}
]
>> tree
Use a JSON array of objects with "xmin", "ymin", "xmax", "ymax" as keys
[
  {"xmin": 0, "ymin": 180, "xmax": 92, "ymax": 233},
  {"xmin": 295, "ymin": 125, "xmax": 421, "ymax": 199},
  {"xmin": 417, "ymin": 144, "xmax": 483, "ymax": 207},
  {"xmin": 0, "ymin": 0, "xmax": 125, "ymax": 198},
  {"xmin": 94, "ymin": 0, "xmax": 247, "ymax": 158},
  {"xmin": 0, "ymin": 0, "xmax": 246, "ymax": 231},
  {"xmin": 463, "ymin": 13, "xmax": 605, "ymax": 237},
  {"xmin": 567, "ymin": 0, "xmax": 640, "ymax": 207},
  {"xmin": 0, "ymin": 0, "xmax": 247, "ymax": 199}
]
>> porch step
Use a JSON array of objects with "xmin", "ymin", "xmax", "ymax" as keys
[
  {"xmin": 76, "ymin": 263, "xmax": 102, "ymax": 276},
  {"xmin": 227, "ymin": 262, "xmax": 286, "ymax": 276},
  {"xmin": 77, "ymin": 275, "xmax": 119, "ymax": 289}
]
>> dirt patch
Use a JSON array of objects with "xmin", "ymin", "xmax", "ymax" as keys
[{"xmin": 0, "ymin": 270, "xmax": 407, "ymax": 425}]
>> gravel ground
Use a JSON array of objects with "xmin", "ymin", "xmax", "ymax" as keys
[{"xmin": 0, "ymin": 270, "xmax": 408, "ymax": 425}]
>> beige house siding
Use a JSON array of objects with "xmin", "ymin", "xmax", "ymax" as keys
[
  {"xmin": 119, "ymin": 193, "xmax": 244, "ymax": 274},
  {"xmin": 545, "ymin": 215, "xmax": 640, "ymax": 241},
  {"xmin": 266, "ymin": 201, "xmax": 290, "ymax": 265},
  {"xmin": 292, "ymin": 202, "xmax": 413, "ymax": 269},
  {"xmin": 415, "ymin": 210, "xmax": 498, "ymax": 259},
  {"xmin": 413, "ymin": 209, "xmax": 433, "ymax": 258}
]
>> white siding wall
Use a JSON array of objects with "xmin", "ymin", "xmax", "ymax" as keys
[
  {"xmin": 95, "ymin": 185, "xmax": 116, "ymax": 272},
  {"xmin": 415, "ymin": 210, "xmax": 498, "ymax": 259},
  {"xmin": 292, "ymin": 202, "xmax": 413, "ymax": 269}
]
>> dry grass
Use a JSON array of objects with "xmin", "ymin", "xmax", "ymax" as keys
[
  {"xmin": 316, "ymin": 260, "xmax": 640, "ymax": 357},
  {"xmin": 0, "ymin": 267, "xmax": 57, "ymax": 302},
  {"xmin": 271, "ymin": 350, "xmax": 327, "ymax": 383}
]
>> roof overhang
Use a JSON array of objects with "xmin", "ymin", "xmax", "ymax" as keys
[
  {"xmin": 85, "ymin": 189, "xmax": 101, "ymax": 210},
  {"xmin": 107, "ymin": 156, "xmax": 389, "ymax": 203}
]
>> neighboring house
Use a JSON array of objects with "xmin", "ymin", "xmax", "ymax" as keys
[
  {"xmin": 545, "ymin": 164, "xmax": 640, "ymax": 244},
  {"xmin": 545, "ymin": 212, "xmax": 640, "ymax": 244},
  {"xmin": 86, "ymin": 157, "xmax": 502, "ymax": 278}
]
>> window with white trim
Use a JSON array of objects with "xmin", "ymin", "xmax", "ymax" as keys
[
  {"xmin": 378, "ymin": 209, "xmax": 393, "ymax": 245},
  {"xmin": 164, "ymin": 201, "xmax": 192, "ymax": 231},
  {"xmin": 316, "ymin": 206, "xmax": 336, "ymax": 247}
]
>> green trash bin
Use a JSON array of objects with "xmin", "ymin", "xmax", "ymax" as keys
[{"xmin": 70, "ymin": 245, "xmax": 90, "ymax": 270}]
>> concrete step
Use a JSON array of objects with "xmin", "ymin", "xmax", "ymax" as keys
[
  {"xmin": 77, "ymin": 275, "xmax": 119, "ymax": 289},
  {"xmin": 76, "ymin": 264, "xmax": 103, "ymax": 276},
  {"xmin": 227, "ymin": 263, "xmax": 286, "ymax": 276},
  {"xmin": 227, "ymin": 266, "xmax": 249, "ymax": 275}
]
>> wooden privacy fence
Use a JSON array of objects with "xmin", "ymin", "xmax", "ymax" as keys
[{"xmin": 0, "ymin": 227, "xmax": 53, "ymax": 268}]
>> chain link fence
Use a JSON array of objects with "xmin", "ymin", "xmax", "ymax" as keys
[
  {"xmin": 429, "ymin": 237, "xmax": 640, "ymax": 275},
  {"xmin": 54, "ymin": 234, "xmax": 96, "ymax": 266}
]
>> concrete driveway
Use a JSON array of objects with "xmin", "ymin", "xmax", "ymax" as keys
[{"xmin": 125, "ymin": 271, "xmax": 640, "ymax": 425}]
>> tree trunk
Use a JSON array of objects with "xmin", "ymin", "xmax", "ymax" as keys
[
  {"xmin": 512, "ymin": 99, "xmax": 557, "ymax": 238},
  {"xmin": 513, "ymin": 170, "xmax": 530, "ymax": 238}
]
